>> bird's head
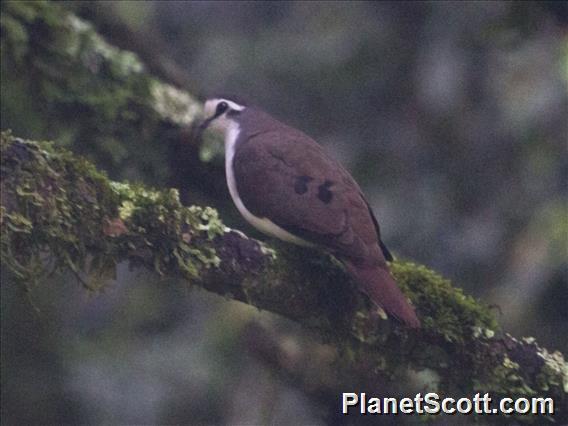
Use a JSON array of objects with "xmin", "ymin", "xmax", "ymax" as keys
[{"xmin": 200, "ymin": 97, "xmax": 246, "ymax": 134}]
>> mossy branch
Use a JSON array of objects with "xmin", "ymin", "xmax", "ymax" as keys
[
  {"xmin": 1, "ymin": 131, "xmax": 566, "ymax": 423},
  {"xmin": 1, "ymin": 0, "xmax": 226, "ymax": 202},
  {"xmin": 1, "ymin": 2, "xmax": 566, "ymax": 422}
]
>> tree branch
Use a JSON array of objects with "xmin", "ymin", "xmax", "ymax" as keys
[
  {"xmin": 1, "ymin": 2, "xmax": 566, "ymax": 422},
  {"xmin": 1, "ymin": 131, "xmax": 566, "ymax": 422},
  {"xmin": 1, "ymin": 0, "xmax": 228, "ymax": 208}
]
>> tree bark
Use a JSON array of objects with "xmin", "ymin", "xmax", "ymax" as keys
[
  {"xmin": 1, "ymin": 132, "xmax": 566, "ymax": 423},
  {"xmin": 1, "ymin": 2, "xmax": 566, "ymax": 422}
]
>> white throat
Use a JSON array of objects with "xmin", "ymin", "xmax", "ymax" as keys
[{"xmin": 224, "ymin": 124, "xmax": 312, "ymax": 246}]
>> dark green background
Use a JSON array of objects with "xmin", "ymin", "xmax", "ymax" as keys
[{"xmin": 1, "ymin": 1, "xmax": 566, "ymax": 424}]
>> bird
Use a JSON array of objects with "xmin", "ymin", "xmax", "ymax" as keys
[{"xmin": 199, "ymin": 96, "xmax": 420, "ymax": 328}]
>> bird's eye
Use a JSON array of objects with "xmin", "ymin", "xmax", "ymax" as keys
[{"xmin": 216, "ymin": 101, "xmax": 229, "ymax": 116}]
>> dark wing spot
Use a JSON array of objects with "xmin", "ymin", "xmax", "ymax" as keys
[
  {"xmin": 317, "ymin": 180, "xmax": 334, "ymax": 204},
  {"xmin": 294, "ymin": 175, "xmax": 313, "ymax": 195}
]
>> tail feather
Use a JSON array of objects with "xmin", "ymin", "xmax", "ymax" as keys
[{"xmin": 344, "ymin": 262, "xmax": 420, "ymax": 328}]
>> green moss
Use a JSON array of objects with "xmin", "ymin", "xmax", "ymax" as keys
[
  {"xmin": 391, "ymin": 261, "xmax": 498, "ymax": 343},
  {"xmin": 1, "ymin": 131, "xmax": 115, "ymax": 286},
  {"xmin": 1, "ymin": 0, "xmax": 203, "ymax": 184},
  {"xmin": 1, "ymin": 131, "xmax": 226, "ymax": 291},
  {"xmin": 2, "ymin": 131, "xmax": 567, "ymax": 421}
]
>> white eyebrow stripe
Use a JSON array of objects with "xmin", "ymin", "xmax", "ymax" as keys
[{"xmin": 215, "ymin": 99, "xmax": 245, "ymax": 111}]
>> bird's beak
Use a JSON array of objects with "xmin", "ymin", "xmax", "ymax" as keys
[
  {"xmin": 199, "ymin": 100, "xmax": 217, "ymax": 133},
  {"xmin": 198, "ymin": 116, "xmax": 214, "ymax": 132}
]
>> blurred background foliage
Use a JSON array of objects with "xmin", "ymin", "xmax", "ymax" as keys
[{"xmin": 1, "ymin": 1, "xmax": 567, "ymax": 424}]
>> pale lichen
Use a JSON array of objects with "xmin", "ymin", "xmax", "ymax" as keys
[
  {"xmin": 1, "ymin": 131, "xmax": 227, "ymax": 287},
  {"xmin": 2, "ymin": 131, "xmax": 567, "ymax": 422},
  {"xmin": 151, "ymin": 80, "xmax": 201, "ymax": 126},
  {"xmin": 536, "ymin": 346, "xmax": 568, "ymax": 393},
  {"xmin": 0, "ymin": 0, "xmax": 203, "ymax": 183}
]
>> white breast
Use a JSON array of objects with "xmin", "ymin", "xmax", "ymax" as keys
[{"xmin": 225, "ymin": 124, "xmax": 312, "ymax": 247}]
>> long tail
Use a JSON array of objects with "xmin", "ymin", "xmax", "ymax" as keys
[{"xmin": 344, "ymin": 261, "xmax": 420, "ymax": 328}]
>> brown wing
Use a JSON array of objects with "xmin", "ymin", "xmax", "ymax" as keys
[{"xmin": 233, "ymin": 130, "xmax": 385, "ymax": 265}]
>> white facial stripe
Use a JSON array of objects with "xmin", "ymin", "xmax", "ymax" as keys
[
  {"xmin": 205, "ymin": 98, "xmax": 245, "ymax": 115},
  {"xmin": 203, "ymin": 98, "xmax": 245, "ymax": 124},
  {"xmin": 220, "ymin": 99, "xmax": 245, "ymax": 111}
]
